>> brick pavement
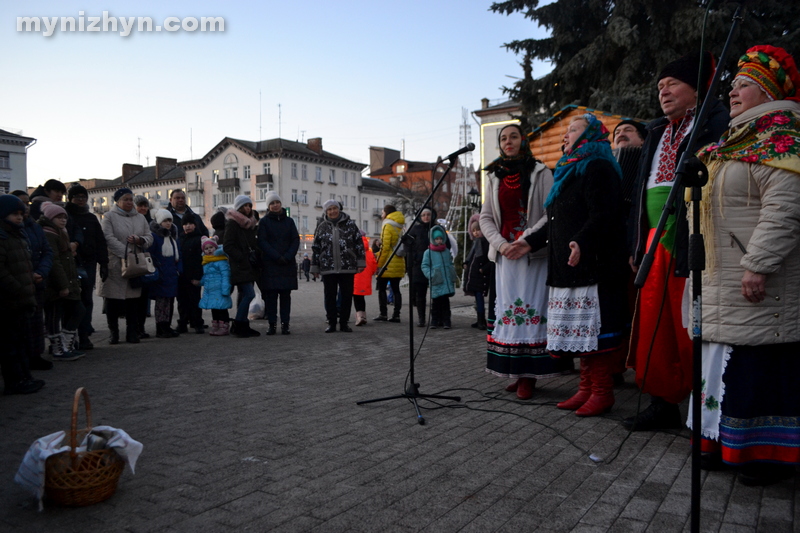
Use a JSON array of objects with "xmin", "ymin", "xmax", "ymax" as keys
[{"xmin": 1, "ymin": 280, "xmax": 798, "ymax": 532}]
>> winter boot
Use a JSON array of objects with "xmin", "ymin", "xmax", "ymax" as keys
[
  {"xmin": 516, "ymin": 377, "xmax": 536, "ymax": 400},
  {"xmin": 266, "ymin": 323, "xmax": 277, "ymax": 336},
  {"xmin": 108, "ymin": 317, "xmax": 120, "ymax": 345},
  {"xmin": 78, "ymin": 333, "xmax": 94, "ymax": 350},
  {"xmin": 388, "ymin": 310, "xmax": 401, "ymax": 323},
  {"xmin": 234, "ymin": 320, "xmax": 260, "ymax": 338},
  {"xmin": 61, "ymin": 330, "xmax": 85, "ymax": 357},
  {"xmin": 281, "ymin": 323, "xmax": 290, "ymax": 335},
  {"xmin": 416, "ymin": 305, "xmax": 426, "ymax": 327},
  {"xmin": 208, "ymin": 320, "xmax": 220, "ymax": 336},
  {"xmin": 218, "ymin": 321, "xmax": 230, "ymax": 336},
  {"xmin": 557, "ymin": 358, "xmax": 592, "ymax": 410},
  {"xmin": 49, "ymin": 334, "xmax": 82, "ymax": 362},
  {"xmin": 505, "ymin": 380, "xmax": 519, "ymax": 392},
  {"xmin": 576, "ymin": 354, "xmax": 615, "ymax": 417},
  {"xmin": 355, "ymin": 311, "xmax": 367, "ymax": 326},
  {"xmin": 475, "ymin": 311, "xmax": 487, "ymax": 331}
]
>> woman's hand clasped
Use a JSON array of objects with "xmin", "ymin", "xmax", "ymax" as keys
[
  {"xmin": 504, "ymin": 240, "xmax": 531, "ymax": 260},
  {"xmin": 567, "ymin": 241, "xmax": 580, "ymax": 267},
  {"xmin": 126, "ymin": 235, "xmax": 140, "ymax": 245},
  {"xmin": 741, "ymin": 270, "xmax": 767, "ymax": 303}
]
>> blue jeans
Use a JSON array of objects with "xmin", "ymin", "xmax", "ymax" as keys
[
  {"xmin": 235, "ymin": 282, "xmax": 255, "ymax": 322},
  {"xmin": 475, "ymin": 291, "xmax": 485, "ymax": 315}
]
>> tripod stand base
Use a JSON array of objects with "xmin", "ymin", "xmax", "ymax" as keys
[{"xmin": 357, "ymin": 383, "xmax": 461, "ymax": 425}]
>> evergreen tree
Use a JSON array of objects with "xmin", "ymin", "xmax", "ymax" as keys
[{"xmin": 491, "ymin": 0, "xmax": 800, "ymax": 124}]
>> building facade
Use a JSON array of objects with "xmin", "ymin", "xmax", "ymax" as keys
[{"xmin": 0, "ymin": 129, "xmax": 36, "ymax": 194}]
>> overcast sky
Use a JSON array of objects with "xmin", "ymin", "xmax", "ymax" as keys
[{"xmin": 3, "ymin": 1, "xmax": 552, "ymax": 185}]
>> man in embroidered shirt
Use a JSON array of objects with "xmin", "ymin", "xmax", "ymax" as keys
[{"xmin": 625, "ymin": 52, "xmax": 729, "ymax": 431}]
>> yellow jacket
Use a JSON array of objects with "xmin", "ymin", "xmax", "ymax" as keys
[{"xmin": 377, "ymin": 210, "xmax": 406, "ymax": 278}]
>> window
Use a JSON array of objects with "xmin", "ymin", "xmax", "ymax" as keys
[
  {"xmin": 224, "ymin": 168, "xmax": 230, "ymax": 179},
  {"xmin": 224, "ymin": 154, "xmax": 238, "ymax": 181},
  {"xmin": 329, "ymin": 169, "xmax": 336, "ymax": 183},
  {"xmin": 301, "ymin": 216, "xmax": 308, "ymax": 231},
  {"xmin": 213, "ymin": 169, "xmax": 220, "ymax": 183},
  {"xmin": 352, "ymin": 196, "xmax": 356, "ymax": 209},
  {"xmin": 362, "ymin": 197, "xmax": 367, "ymax": 210},
  {"xmin": 194, "ymin": 172, "xmax": 201, "ymax": 183},
  {"xmin": 301, "ymin": 190, "xmax": 308, "ymax": 204},
  {"xmin": 0, "ymin": 151, "xmax": 9, "ymax": 169},
  {"xmin": 0, "ymin": 181, "xmax": 8, "ymax": 194},
  {"xmin": 443, "ymin": 182, "xmax": 448, "ymax": 193},
  {"xmin": 263, "ymin": 162, "xmax": 271, "ymax": 175},
  {"xmin": 292, "ymin": 215, "xmax": 300, "ymax": 228},
  {"xmin": 330, "ymin": 194, "xmax": 336, "ymax": 201},
  {"xmin": 315, "ymin": 192, "xmax": 322, "ymax": 206},
  {"xmin": 362, "ymin": 221, "xmax": 368, "ymax": 234},
  {"xmin": 315, "ymin": 167, "xmax": 322, "ymax": 182},
  {"xmin": 291, "ymin": 162, "xmax": 298, "ymax": 179},
  {"xmin": 301, "ymin": 164, "xmax": 307, "ymax": 181},
  {"xmin": 342, "ymin": 196, "xmax": 347, "ymax": 208},
  {"xmin": 243, "ymin": 165, "xmax": 251, "ymax": 180},
  {"xmin": 155, "ymin": 190, "xmax": 162, "ymax": 200},
  {"xmin": 291, "ymin": 189, "xmax": 298, "ymax": 203},
  {"xmin": 257, "ymin": 185, "xmax": 275, "ymax": 201}
]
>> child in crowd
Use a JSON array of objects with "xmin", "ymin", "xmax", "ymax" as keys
[
  {"xmin": 148, "ymin": 209, "xmax": 181, "ymax": 338},
  {"xmin": 463, "ymin": 218, "xmax": 492, "ymax": 330},
  {"xmin": 199, "ymin": 236, "xmax": 232, "ymax": 335},
  {"xmin": 0, "ymin": 194, "xmax": 44, "ymax": 394},
  {"xmin": 421, "ymin": 225, "xmax": 457, "ymax": 329},
  {"xmin": 177, "ymin": 213, "xmax": 204, "ymax": 334},
  {"xmin": 352, "ymin": 230, "xmax": 378, "ymax": 326},
  {"xmin": 38, "ymin": 202, "xmax": 85, "ymax": 360}
]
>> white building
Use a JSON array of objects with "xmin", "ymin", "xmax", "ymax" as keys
[
  {"xmin": 472, "ymin": 98, "xmax": 521, "ymax": 196},
  {"xmin": 0, "ymin": 129, "xmax": 36, "ymax": 194}
]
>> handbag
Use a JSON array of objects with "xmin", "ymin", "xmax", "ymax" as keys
[{"xmin": 121, "ymin": 242, "xmax": 155, "ymax": 279}]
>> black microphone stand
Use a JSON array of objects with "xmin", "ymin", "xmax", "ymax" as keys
[
  {"xmin": 633, "ymin": 8, "xmax": 742, "ymax": 533},
  {"xmin": 357, "ymin": 156, "xmax": 462, "ymax": 424}
]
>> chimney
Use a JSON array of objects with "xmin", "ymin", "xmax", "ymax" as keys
[
  {"xmin": 122, "ymin": 163, "xmax": 144, "ymax": 183},
  {"xmin": 155, "ymin": 157, "xmax": 178, "ymax": 180},
  {"xmin": 307, "ymin": 137, "xmax": 322, "ymax": 154},
  {"xmin": 481, "ymin": 98, "xmax": 489, "ymax": 110}
]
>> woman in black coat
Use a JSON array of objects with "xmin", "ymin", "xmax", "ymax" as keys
[
  {"xmin": 257, "ymin": 193, "xmax": 300, "ymax": 335},
  {"xmin": 224, "ymin": 195, "xmax": 260, "ymax": 338}
]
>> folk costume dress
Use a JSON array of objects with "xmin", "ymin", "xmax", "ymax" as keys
[
  {"xmin": 690, "ymin": 82, "xmax": 800, "ymax": 467},
  {"xmin": 480, "ymin": 139, "xmax": 571, "ymax": 380}
]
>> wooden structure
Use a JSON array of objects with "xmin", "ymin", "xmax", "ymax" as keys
[{"xmin": 528, "ymin": 105, "xmax": 648, "ymax": 169}]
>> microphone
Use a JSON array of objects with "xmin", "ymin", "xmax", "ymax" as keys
[{"xmin": 442, "ymin": 143, "xmax": 475, "ymax": 162}]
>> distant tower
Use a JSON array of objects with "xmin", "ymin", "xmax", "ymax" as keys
[{"xmin": 459, "ymin": 107, "xmax": 473, "ymax": 169}]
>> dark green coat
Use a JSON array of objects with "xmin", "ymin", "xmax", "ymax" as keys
[
  {"xmin": 0, "ymin": 219, "xmax": 36, "ymax": 313},
  {"xmin": 39, "ymin": 216, "xmax": 81, "ymax": 303}
]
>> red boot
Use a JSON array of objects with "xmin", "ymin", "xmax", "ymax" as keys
[
  {"xmin": 505, "ymin": 380, "xmax": 519, "ymax": 392},
  {"xmin": 557, "ymin": 358, "xmax": 592, "ymax": 410},
  {"xmin": 576, "ymin": 353, "xmax": 615, "ymax": 416},
  {"xmin": 516, "ymin": 377, "xmax": 536, "ymax": 400}
]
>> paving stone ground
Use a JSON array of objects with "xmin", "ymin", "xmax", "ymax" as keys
[{"xmin": 1, "ymin": 280, "xmax": 797, "ymax": 532}]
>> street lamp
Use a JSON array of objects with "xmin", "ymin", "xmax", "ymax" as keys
[{"xmin": 467, "ymin": 188, "xmax": 481, "ymax": 210}]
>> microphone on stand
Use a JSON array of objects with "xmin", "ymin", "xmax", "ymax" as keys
[{"xmin": 441, "ymin": 143, "xmax": 475, "ymax": 162}]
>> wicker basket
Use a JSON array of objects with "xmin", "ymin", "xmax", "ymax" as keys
[{"xmin": 44, "ymin": 387, "xmax": 125, "ymax": 507}]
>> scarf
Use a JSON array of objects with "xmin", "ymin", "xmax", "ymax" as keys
[
  {"xmin": 162, "ymin": 236, "xmax": 179, "ymax": 262},
  {"xmin": 226, "ymin": 208, "xmax": 256, "ymax": 229},
  {"xmin": 484, "ymin": 126, "xmax": 536, "ymax": 196},
  {"xmin": 544, "ymin": 114, "xmax": 622, "ymax": 208},
  {"xmin": 202, "ymin": 254, "xmax": 228, "ymax": 265},
  {"xmin": 696, "ymin": 106, "xmax": 800, "ymax": 274},
  {"xmin": 41, "ymin": 220, "xmax": 69, "ymax": 252},
  {"xmin": 429, "ymin": 243, "xmax": 447, "ymax": 252}
]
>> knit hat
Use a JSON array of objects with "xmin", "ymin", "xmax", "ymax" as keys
[
  {"xmin": 155, "ymin": 209, "xmax": 173, "ymax": 224},
  {"xmin": 41, "ymin": 201, "xmax": 67, "ymax": 220},
  {"xmin": 133, "ymin": 194, "xmax": 150, "ymax": 207},
  {"xmin": 233, "ymin": 195, "xmax": 253, "ymax": 211},
  {"xmin": 265, "ymin": 191, "xmax": 282, "ymax": 206},
  {"xmin": 658, "ymin": 51, "xmax": 716, "ymax": 99},
  {"xmin": 736, "ymin": 45, "xmax": 800, "ymax": 102},
  {"xmin": 113, "ymin": 188, "xmax": 134, "ymax": 202},
  {"xmin": 201, "ymin": 235, "xmax": 219, "ymax": 251},
  {"xmin": 322, "ymin": 199, "xmax": 339, "ymax": 211},
  {"xmin": 181, "ymin": 212, "xmax": 197, "ymax": 226},
  {"xmin": 67, "ymin": 184, "xmax": 88, "ymax": 200},
  {"xmin": 613, "ymin": 119, "xmax": 647, "ymax": 141},
  {"xmin": 0, "ymin": 194, "xmax": 26, "ymax": 219}
]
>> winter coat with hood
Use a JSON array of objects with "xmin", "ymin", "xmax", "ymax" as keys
[
  {"xmin": 180, "ymin": 229, "xmax": 204, "ymax": 282},
  {"xmin": 407, "ymin": 208, "xmax": 449, "ymax": 284},
  {"xmin": 0, "ymin": 218, "xmax": 36, "ymax": 313},
  {"xmin": 97, "ymin": 205, "xmax": 153, "ymax": 300},
  {"xmin": 257, "ymin": 207, "xmax": 300, "ymax": 291},
  {"xmin": 354, "ymin": 235, "xmax": 378, "ymax": 296},
  {"xmin": 421, "ymin": 225, "xmax": 457, "ymax": 299},
  {"xmin": 223, "ymin": 209, "xmax": 259, "ymax": 285},
  {"xmin": 38, "ymin": 215, "xmax": 81, "ymax": 303},
  {"xmin": 65, "ymin": 201, "xmax": 108, "ymax": 268},
  {"xmin": 695, "ymin": 99, "xmax": 800, "ymax": 346},
  {"xmin": 199, "ymin": 246, "xmax": 232, "ymax": 310},
  {"xmin": 147, "ymin": 220, "xmax": 181, "ymax": 299},
  {"xmin": 311, "ymin": 211, "xmax": 366, "ymax": 275},
  {"xmin": 480, "ymin": 160, "xmax": 552, "ymax": 263},
  {"xmin": 376, "ymin": 210, "xmax": 406, "ymax": 278},
  {"xmin": 22, "ymin": 214, "xmax": 53, "ymax": 283}
]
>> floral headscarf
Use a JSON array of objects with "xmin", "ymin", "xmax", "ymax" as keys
[{"xmin": 544, "ymin": 114, "xmax": 622, "ymax": 208}]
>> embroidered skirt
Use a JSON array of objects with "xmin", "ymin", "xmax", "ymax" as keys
[
  {"xmin": 546, "ymin": 285, "xmax": 601, "ymax": 354},
  {"xmin": 695, "ymin": 341, "xmax": 800, "ymax": 466},
  {"xmin": 486, "ymin": 256, "xmax": 571, "ymax": 379}
]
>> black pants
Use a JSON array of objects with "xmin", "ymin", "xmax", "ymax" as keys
[
  {"xmin": 264, "ymin": 289, "xmax": 291, "ymax": 324},
  {"xmin": 412, "ymin": 281, "xmax": 428, "ymax": 320},
  {"xmin": 431, "ymin": 296, "xmax": 451, "ymax": 326},
  {"xmin": 352, "ymin": 295, "xmax": 366, "ymax": 313},
  {"xmin": 105, "ymin": 298, "xmax": 138, "ymax": 332},
  {"xmin": 78, "ymin": 262, "xmax": 97, "ymax": 337},
  {"xmin": 177, "ymin": 277, "xmax": 202, "ymax": 328},
  {"xmin": 2, "ymin": 311, "xmax": 32, "ymax": 389},
  {"xmin": 211, "ymin": 309, "xmax": 230, "ymax": 322},
  {"xmin": 377, "ymin": 277, "xmax": 402, "ymax": 317},
  {"xmin": 323, "ymin": 274, "xmax": 354, "ymax": 326}
]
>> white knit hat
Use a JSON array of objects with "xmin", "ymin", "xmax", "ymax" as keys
[
  {"xmin": 233, "ymin": 195, "xmax": 253, "ymax": 211},
  {"xmin": 155, "ymin": 209, "xmax": 173, "ymax": 224},
  {"xmin": 322, "ymin": 199, "xmax": 339, "ymax": 211},
  {"xmin": 265, "ymin": 191, "xmax": 282, "ymax": 206}
]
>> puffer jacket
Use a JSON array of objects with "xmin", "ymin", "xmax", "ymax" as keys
[
  {"xmin": 199, "ymin": 247, "xmax": 232, "ymax": 310},
  {"xmin": 223, "ymin": 209, "xmax": 259, "ymax": 285},
  {"xmin": 376, "ymin": 210, "xmax": 406, "ymax": 278},
  {"xmin": 354, "ymin": 235, "xmax": 377, "ymax": 296},
  {"xmin": 39, "ymin": 216, "xmax": 81, "ymax": 303},
  {"xmin": 97, "ymin": 205, "xmax": 153, "ymax": 300},
  {"xmin": 0, "ymin": 219, "xmax": 36, "ymax": 313},
  {"xmin": 695, "ymin": 99, "xmax": 800, "ymax": 346},
  {"xmin": 65, "ymin": 202, "xmax": 108, "ymax": 268},
  {"xmin": 311, "ymin": 211, "xmax": 366, "ymax": 275},
  {"xmin": 480, "ymin": 161, "xmax": 552, "ymax": 262},
  {"xmin": 22, "ymin": 215, "xmax": 53, "ymax": 281},
  {"xmin": 421, "ymin": 225, "xmax": 457, "ymax": 299},
  {"xmin": 147, "ymin": 221, "xmax": 181, "ymax": 299}
]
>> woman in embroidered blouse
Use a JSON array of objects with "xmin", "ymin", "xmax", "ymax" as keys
[
  {"xmin": 479, "ymin": 124, "xmax": 571, "ymax": 400},
  {"xmin": 691, "ymin": 45, "xmax": 800, "ymax": 485},
  {"xmin": 511, "ymin": 114, "xmax": 629, "ymax": 417}
]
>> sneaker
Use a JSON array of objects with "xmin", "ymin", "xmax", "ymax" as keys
[
  {"xmin": 388, "ymin": 316, "xmax": 401, "ymax": 323},
  {"xmin": 79, "ymin": 337, "xmax": 94, "ymax": 350},
  {"xmin": 373, "ymin": 315, "xmax": 388, "ymax": 322},
  {"xmin": 175, "ymin": 324, "xmax": 189, "ymax": 334},
  {"xmin": 53, "ymin": 351, "xmax": 85, "ymax": 362},
  {"xmin": 4, "ymin": 379, "xmax": 45, "ymax": 395}
]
